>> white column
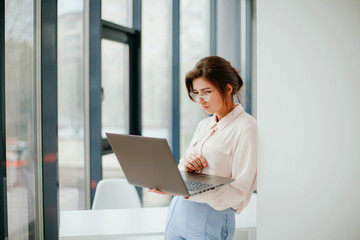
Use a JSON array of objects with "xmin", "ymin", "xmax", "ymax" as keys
[{"xmin": 257, "ymin": 1, "xmax": 360, "ymax": 240}]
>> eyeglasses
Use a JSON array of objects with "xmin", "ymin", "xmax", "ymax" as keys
[{"xmin": 189, "ymin": 90, "xmax": 214, "ymax": 102}]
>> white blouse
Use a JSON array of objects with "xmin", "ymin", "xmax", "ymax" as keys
[{"xmin": 179, "ymin": 104, "xmax": 257, "ymax": 213}]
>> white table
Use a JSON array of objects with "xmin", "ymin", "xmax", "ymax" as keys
[{"xmin": 59, "ymin": 195, "xmax": 256, "ymax": 240}]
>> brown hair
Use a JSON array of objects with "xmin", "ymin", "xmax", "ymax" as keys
[{"xmin": 185, "ymin": 56, "xmax": 243, "ymax": 104}]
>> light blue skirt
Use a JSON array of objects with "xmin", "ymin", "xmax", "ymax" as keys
[{"xmin": 165, "ymin": 196, "xmax": 235, "ymax": 240}]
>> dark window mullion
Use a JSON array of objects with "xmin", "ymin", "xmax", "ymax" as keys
[
  {"xmin": 131, "ymin": 0, "xmax": 142, "ymax": 200},
  {"xmin": 128, "ymin": 33, "xmax": 141, "ymax": 136},
  {"xmin": 171, "ymin": 0, "xmax": 180, "ymax": 163},
  {"xmin": 102, "ymin": 29, "xmax": 128, "ymax": 43},
  {"xmin": 89, "ymin": 0, "xmax": 102, "ymax": 204},
  {"xmin": 101, "ymin": 20, "xmax": 132, "ymax": 43},
  {"xmin": 102, "ymin": 20, "xmax": 136, "ymax": 35},
  {"xmin": 245, "ymin": 0, "xmax": 253, "ymax": 114},
  {"xmin": 41, "ymin": 0, "xmax": 58, "ymax": 239},
  {"xmin": 129, "ymin": 0, "xmax": 141, "ymax": 136},
  {"xmin": 0, "ymin": 0, "xmax": 8, "ymax": 238}
]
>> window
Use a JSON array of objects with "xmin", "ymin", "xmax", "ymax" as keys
[
  {"xmin": 101, "ymin": 40, "xmax": 129, "ymax": 137},
  {"xmin": 101, "ymin": 40, "xmax": 129, "ymax": 179},
  {"xmin": 5, "ymin": 0, "xmax": 38, "ymax": 238},
  {"xmin": 141, "ymin": 0, "xmax": 172, "ymax": 207},
  {"xmin": 180, "ymin": 0, "xmax": 210, "ymax": 156},
  {"xmin": 102, "ymin": 0, "xmax": 132, "ymax": 28},
  {"xmin": 142, "ymin": 0, "xmax": 171, "ymax": 141},
  {"xmin": 99, "ymin": 0, "xmax": 140, "ymax": 182},
  {"xmin": 1, "ymin": 0, "xmax": 255, "ymax": 238},
  {"xmin": 57, "ymin": 0, "xmax": 86, "ymax": 211}
]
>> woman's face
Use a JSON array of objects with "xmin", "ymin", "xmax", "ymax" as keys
[{"xmin": 192, "ymin": 77, "xmax": 226, "ymax": 117}]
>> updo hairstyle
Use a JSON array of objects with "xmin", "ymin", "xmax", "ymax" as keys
[{"xmin": 185, "ymin": 56, "xmax": 243, "ymax": 104}]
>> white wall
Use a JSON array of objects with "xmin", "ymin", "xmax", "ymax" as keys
[{"xmin": 257, "ymin": 1, "xmax": 360, "ymax": 240}]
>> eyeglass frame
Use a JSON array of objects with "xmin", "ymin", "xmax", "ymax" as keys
[{"xmin": 189, "ymin": 90, "xmax": 214, "ymax": 102}]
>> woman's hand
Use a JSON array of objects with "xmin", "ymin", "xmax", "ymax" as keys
[
  {"xmin": 148, "ymin": 188, "xmax": 172, "ymax": 195},
  {"xmin": 183, "ymin": 153, "xmax": 208, "ymax": 172},
  {"xmin": 148, "ymin": 188, "xmax": 188, "ymax": 199}
]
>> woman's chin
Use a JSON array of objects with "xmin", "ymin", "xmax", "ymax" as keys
[{"xmin": 203, "ymin": 108, "xmax": 212, "ymax": 114}]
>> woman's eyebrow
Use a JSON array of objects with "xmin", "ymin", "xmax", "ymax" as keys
[{"xmin": 193, "ymin": 87, "xmax": 212, "ymax": 91}]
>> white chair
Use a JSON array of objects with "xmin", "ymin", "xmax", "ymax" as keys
[
  {"xmin": 92, "ymin": 178, "xmax": 142, "ymax": 210},
  {"xmin": 92, "ymin": 179, "xmax": 163, "ymax": 239}
]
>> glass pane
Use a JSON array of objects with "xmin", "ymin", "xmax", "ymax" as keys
[
  {"xmin": 102, "ymin": 0, "xmax": 132, "ymax": 28},
  {"xmin": 141, "ymin": 0, "xmax": 172, "ymax": 207},
  {"xmin": 5, "ymin": 0, "xmax": 37, "ymax": 239},
  {"xmin": 101, "ymin": 40, "xmax": 129, "ymax": 178},
  {"xmin": 180, "ymin": 0, "xmax": 210, "ymax": 156},
  {"xmin": 102, "ymin": 153, "xmax": 125, "ymax": 179},
  {"xmin": 58, "ymin": 0, "xmax": 85, "ymax": 211},
  {"xmin": 142, "ymin": 0, "xmax": 171, "ymax": 141}
]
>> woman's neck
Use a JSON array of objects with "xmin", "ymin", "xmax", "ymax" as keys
[{"xmin": 216, "ymin": 102, "xmax": 237, "ymax": 122}]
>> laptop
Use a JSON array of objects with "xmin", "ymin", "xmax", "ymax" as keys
[{"xmin": 106, "ymin": 133, "xmax": 235, "ymax": 197}]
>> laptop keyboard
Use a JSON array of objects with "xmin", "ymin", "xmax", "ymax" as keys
[{"xmin": 184, "ymin": 180, "xmax": 213, "ymax": 191}]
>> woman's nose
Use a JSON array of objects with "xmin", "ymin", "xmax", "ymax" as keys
[{"xmin": 198, "ymin": 97, "xmax": 206, "ymax": 104}]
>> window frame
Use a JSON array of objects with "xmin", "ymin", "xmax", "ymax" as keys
[
  {"xmin": 171, "ymin": 0, "xmax": 180, "ymax": 162},
  {"xmin": 1, "ymin": 0, "xmax": 59, "ymax": 238},
  {"xmin": 88, "ymin": 0, "xmax": 141, "ymax": 203},
  {"xmin": 100, "ymin": 20, "xmax": 141, "ymax": 155},
  {"xmin": 40, "ymin": 0, "xmax": 58, "ymax": 238},
  {"xmin": 0, "ymin": 0, "xmax": 8, "ymax": 238}
]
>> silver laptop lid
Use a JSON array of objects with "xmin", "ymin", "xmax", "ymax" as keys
[{"xmin": 106, "ymin": 133, "xmax": 190, "ymax": 196}]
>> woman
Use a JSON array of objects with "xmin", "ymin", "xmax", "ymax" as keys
[{"xmin": 150, "ymin": 56, "xmax": 257, "ymax": 240}]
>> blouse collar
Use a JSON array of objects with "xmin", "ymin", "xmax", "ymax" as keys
[{"xmin": 209, "ymin": 104, "xmax": 244, "ymax": 130}]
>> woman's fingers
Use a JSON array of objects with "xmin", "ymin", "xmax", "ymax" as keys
[
  {"xmin": 190, "ymin": 156, "xmax": 203, "ymax": 169},
  {"xmin": 148, "ymin": 188, "xmax": 179, "ymax": 196},
  {"xmin": 187, "ymin": 156, "xmax": 201, "ymax": 171},
  {"xmin": 196, "ymin": 154, "xmax": 208, "ymax": 167},
  {"xmin": 185, "ymin": 154, "xmax": 208, "ymax": 171},
  {"xmin": 185, "ymin": 162, "xmax": 195, "ymax": 171},
  {"xmin": 185, "ymin": 156, "xmax": 197, "ymax": 171},
  {"xmin": 191, "ymin": 154, "xmax": 208, "ymax": 169},
  {"xmin": 148, "ymin": 188, "xmax": 168, "ymax": 195}
]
